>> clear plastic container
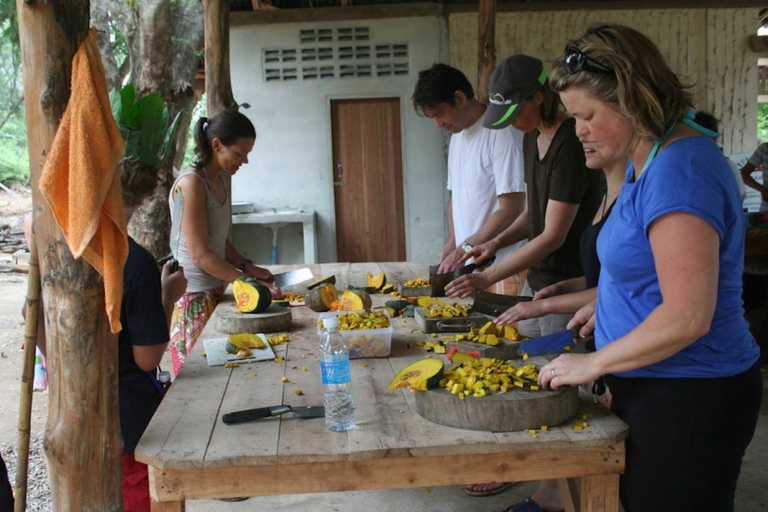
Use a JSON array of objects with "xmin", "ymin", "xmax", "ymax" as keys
[{"xmin": 316, "ymin": 309, "xmax": 393, "ymax": 358}]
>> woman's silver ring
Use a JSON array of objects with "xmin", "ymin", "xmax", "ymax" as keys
[{"xmin": 550, "ymin": 369, "xmax": 557, "ymax": 377}]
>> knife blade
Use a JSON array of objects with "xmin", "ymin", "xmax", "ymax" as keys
[
  {"xmin": 272, "ymin": 267, "xmax": 313, "ymax": 288},
  {"xmin": 516, "ymin": 330, "xmax": 575, "ymax": 357},
  {"xmin": 471, "ymin": 289, "xmax": 533, "ymax": 316}
]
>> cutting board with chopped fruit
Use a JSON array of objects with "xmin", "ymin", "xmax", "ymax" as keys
[
  {"xmin": 202, "ymin": 335, "xmax": 276, "ymax": 366},
  {"xmin": 413, "ymin": 306, "xmax": 489, "ymax": 333},
  {"xmin": 215, "ymin": 301, "xmax": 292, "ymax": 334},
  {"xmin": 414, "ymin": 355, "xmax": 578, "ymax": 431}
]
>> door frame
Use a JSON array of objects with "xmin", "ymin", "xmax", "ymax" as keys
[{"xmin": 324, "ymin": 92, "xmax": 411, "ymax": 262}]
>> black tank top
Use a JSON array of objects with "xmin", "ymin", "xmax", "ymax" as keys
[{"xmin": 579, "ymin": 201, "xmax": 615, "ymax": 289}]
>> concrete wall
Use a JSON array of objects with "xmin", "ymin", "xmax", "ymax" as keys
[
  {"xmin": 230, "ymin": 17, "xmax": 450, "ymax": 265},
  {"xmin": 449, "ymin": 7, "xmax": 760, "ymax": 157}
]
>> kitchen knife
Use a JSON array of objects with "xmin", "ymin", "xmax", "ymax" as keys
[
  {"xmin": 516, "ymin": 330, "xmax": 575, "ymax": 357},
  {"xmin": 429, "ymin": 256, "xmax": 496, "ymax": 296},
  {"xmin": 272, "ymin": 267, "xmax": 313, "ymax": 288},
  {"xmin": 471, "ymin": 289, "xmax": 533, "ymax": 317},
  {"xmin": 222, "ymin": 405, "xmax": 325, "ymax": 424}
]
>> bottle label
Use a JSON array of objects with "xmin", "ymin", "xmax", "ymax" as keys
[{"xmin": 320, "ymin": 355, "xmax": 351, "ymax": 385}]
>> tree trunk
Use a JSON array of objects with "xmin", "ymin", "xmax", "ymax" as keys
[
  {"xmin": 90, "ymin": 0, "xmax": 204, "ymax": 259},
  {"xmin": 204, "ymin": 0, "xmax": 237, "ymax": 115},
  {"xmin": 477, "ymin": 0, "xmax": 496, "ymax": 103},
  {"xmin": 15, "ymin": 1, "xmax": 124, "ymax": 510}
]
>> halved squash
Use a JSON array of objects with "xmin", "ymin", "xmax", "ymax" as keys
[
  {"xmin": 333, "ymin": 288, "xmax": 372, "ymax": 311},
  {"xmin": 233, "ymin": 279, "xmax": 272, "ymax": 313},
  {"xmin": 226, "ymin": 333, "xmax": 266, "ymax": 353},
  {"xmin": 366, "ymin": 272, "xmax": 387, "ymax": 291},
  {"xmin": 305, "ymin": 283, "xmax": 338, "ymax": 312},
  {"xmin": 387, "ymin": 358, "xmax": 444, "ymax": 391}
]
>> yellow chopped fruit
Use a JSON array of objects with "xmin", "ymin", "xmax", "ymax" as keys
[
  {"xmin": 294, "ymin": 389, "xmax": 303, "ymax": 395},
  {"xmin": 540, "ymin": 425, "xmax": 549, "ymax": 431},
  {"xmin": 281, "ymin": 376, "xmax": 289, "ymax": 382},
  {"xmin": 274, "ymin": 357, "xmax": 284, "ymax": 363}
]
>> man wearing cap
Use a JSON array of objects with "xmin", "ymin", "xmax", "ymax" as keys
[
  {"xmin": 412, "ymin": 64, "xmax": 527, "ymax": 286},
  {"xmin": 446, "ymin": 54, "xmax": 603, "ymax": 340}
]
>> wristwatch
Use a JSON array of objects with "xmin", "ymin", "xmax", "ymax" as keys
[{"xmin": 460, "ymin": 241, "xmax": 473, "ymax": 254}]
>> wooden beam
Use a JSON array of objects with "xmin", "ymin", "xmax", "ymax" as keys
[
  {"xmin": 231, "ymin": 0, "xmax": 767, "ymax": 25},
  {"xmin": 447, "ymin": 0, "xmax": 768, "ymax": 14},
  {"xmin": 477, "ymin": 0, "xmax": 496, "ymax": 103},
  {"xmin": 15, "ymin": 1, "xmax": 124, "ymax": 510},
  {"xmin": 231, "ymin": 2, "xmax": 446, "ymax": 26}
]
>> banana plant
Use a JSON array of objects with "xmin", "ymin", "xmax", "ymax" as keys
[{"xmin": 109, "ymin": 83, "xmax": 182, "ymax": 170}]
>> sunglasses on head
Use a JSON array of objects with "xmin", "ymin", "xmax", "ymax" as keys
[{"xmin": 562, "ymin": 45, "xmax": 614, "ymax": 75}]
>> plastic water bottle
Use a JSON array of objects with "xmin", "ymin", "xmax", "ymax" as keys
[{"xmin": 319, "ymin": 316, "xmax": 355, "ymax": 431}]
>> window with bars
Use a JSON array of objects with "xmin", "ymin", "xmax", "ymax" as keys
[{"xmin": 263, "ymin": 26, "xmax": 408, "ymax": 82}]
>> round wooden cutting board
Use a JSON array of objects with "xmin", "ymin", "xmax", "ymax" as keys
[
  {"xmin": 414, "ymin": 357, "xmax": 579, "ymax": 432},
  {"xmin": 215, "ymin": 303, "xmax": 292, "ymax": 334}
]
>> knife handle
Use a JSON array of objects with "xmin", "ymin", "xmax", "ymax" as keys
[
  {"xmin": 222, "ymin": 405, "xmax": 291, "ymax": 424},
  {"xmin": 436, "ymin": 320, "xmax": 473, "ymax": 332}
]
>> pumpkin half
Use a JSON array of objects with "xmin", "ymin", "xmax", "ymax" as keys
[
  {"xmin": 233, "ymin": 279, "xmax": 272, "ymax": 313},
  {"xmin": 305, "ymin": 283, "xmax": 338, "ymax": 312},
  {"xmin": 332, "ymin": 288, "xmax": 372, "ymax": 311},
  {"xmin": 387, "ymin": 358, "xmax": 444, "ymax": 391}
]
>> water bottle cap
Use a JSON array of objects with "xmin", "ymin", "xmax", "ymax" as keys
[
  {"xmin": 158, "ymin": 371, "xmax": 171, "ymax": 383},
  {"xmin": 322, "ymin": 316, "xmax": 339, "ymax": 329}
]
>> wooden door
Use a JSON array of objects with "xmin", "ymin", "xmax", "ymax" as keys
[{"xmin": 331, "ymin": 98, "xmax": 406, "ymax": 262}]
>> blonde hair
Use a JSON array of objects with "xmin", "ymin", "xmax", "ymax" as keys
[{"xmin": 549, "ymin": 23, "xmax": 693, "ymax": 141}]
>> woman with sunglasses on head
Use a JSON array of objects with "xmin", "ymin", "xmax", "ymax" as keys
[
  {"xmin": 445, "ymin": 55, "xmax": 604, "ymax": 342},
  {"xmin": 540, "ymin": 24, "xmax": 761, "ymax": 512}
]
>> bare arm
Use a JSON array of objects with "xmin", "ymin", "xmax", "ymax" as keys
[
  {"xmin": 740, "ymin": 162, "xmax": 768, "ymax": 201},
  {"xmin": 133, "ymin": 261, "xmax": 188, "ymax": 372},
  {"xmin": 540, "ymin": 212, "xmax": 719, "ymax": 388},
  {"xmin": 176, "ymin": 175, "xmax": 242, "ymax": 283},
  {"xmin": 496, "ymin": 287, "xmax": 596, "ymax": 325},
  {"xmin": 445, "ymin": 200, "xmax": 579, "ymax": 298},
  {"xmin": 439, "ymin": 192, "xmax": 526, "ymax": 273}
]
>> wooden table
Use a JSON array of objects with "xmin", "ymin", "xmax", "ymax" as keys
[{"xmin": 135, "ymin": 262, "xmax": 628, "ymax": 512}]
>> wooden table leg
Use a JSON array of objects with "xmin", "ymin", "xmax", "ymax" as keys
[
  {"xmin": 151, "ymin": 499, "xmax": 185, "ymax": 512},
  {"xmin": 558, "ymin": 477, "xmax": 580, "ymax": 512},
  {"xmin": 580, "ymin": 473, "xmax": 620, "ymax": 512}
]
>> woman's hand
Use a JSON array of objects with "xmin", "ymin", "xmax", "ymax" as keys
[
  {"xmin": 495, "ymin": 300, "xmax": 542, "ymax": 326},
  {"xmin": 247, "ymin": 264, "xmax": 274, "ymax": 283},
  {"xmin": 538, "ymin": 352, "xmax": 600, "ymax": 390},
  {"xmin": 444, "ymin": 271, "xmax": 492, "ymax": 299},
  {"xmin": 264, "ymin": 281, "xmax": 283, "ymax": 300}
]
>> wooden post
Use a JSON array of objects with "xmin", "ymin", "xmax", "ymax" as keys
[
  {"xmin": 16, "ymin": 1, "xmax": 124, "ymax": 510},
  {"xmin": 477, "ymin": 0, "xmax": 496, "ymax": 103},
  {"xmin": 204, "ymin": 0, "xmax": 237, "ymax": 115}
]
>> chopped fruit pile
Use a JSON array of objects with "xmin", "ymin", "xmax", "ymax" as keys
[
  {"xmin": 336, "ymin": 310, "xmax": 390, "ymax": 330},
  {"xmin": 420, "ymin": 297, "xmax": 470, "ymax": 318},
  {"xmin": 402, "ymin": 277, "xmax": 430, "ymax": 288},
  {"xmin": 283, "ymin": 291, "xmax": 305, "ymax": 303},
  {"xmin": 440, "ymin": 357, "xmax": 542, "ymax": 399}
]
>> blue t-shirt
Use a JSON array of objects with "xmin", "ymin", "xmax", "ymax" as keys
[{"xmin": 595, "ymin": 136, "xmax": 759, "ymax": 378}]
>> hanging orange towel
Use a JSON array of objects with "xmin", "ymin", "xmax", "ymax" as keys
[{"xmin": 40, "ymin": 30, "xmax": 127, "ymax": 333}]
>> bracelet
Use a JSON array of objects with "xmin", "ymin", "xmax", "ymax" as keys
[{"xmin": 238, "ymin": 259, "xmax": 253, "ymax": 272}]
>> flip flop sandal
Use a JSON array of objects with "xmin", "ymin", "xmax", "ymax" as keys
[{"xmin": 464, "ymin": 481, "xmax": 514, "ymax": 497}]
